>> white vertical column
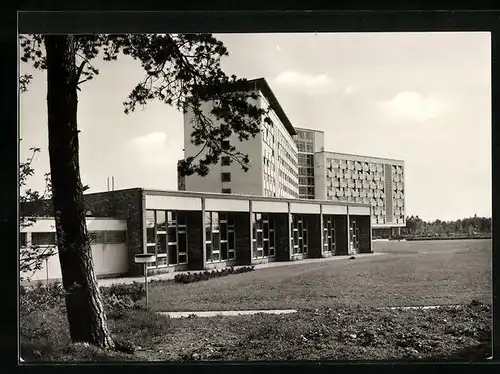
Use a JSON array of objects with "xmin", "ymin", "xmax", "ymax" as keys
[
  {"xmin": 249, "ymin": 200, "xmax": 254, "ymax": 264},
  {"xmin": 201, "ymin": 196, "xmax": 207, "ymax": 269},
  {"xmin": 346, "ymin": 205, "xmax": 351, "ymax": 255},
  {"xmin": 369, "ymin": 206, "xmax": 373, "ymax": 253},
  {"xmin": 141, "ymin": 192, "xmax": 148, "ymax": 276},
  {"xmin": 288, "ymin": 201, "xmax": 293, "ymax": 261},
  {"xmin": 319, "ymin": 204, "xmax": 324, "ymax": 256}
]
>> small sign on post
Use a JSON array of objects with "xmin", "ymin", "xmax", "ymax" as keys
[{"xmin": 134, "ymin": 254, "xmax": 156, "ymax": 309}]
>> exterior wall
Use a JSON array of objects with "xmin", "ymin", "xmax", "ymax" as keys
[
  {"xmin": 183, "ymin": 96, "xmax": 264, "ymax": 196},
  {"xmin": 316, "ymin": 151, "xmax": 405, "ymax": 229},
  {"xmin": 21, "ymin": 188, "xmax": 374, "ymax": 280},
  {"xmin": 274, "ymin": 213, "xmax": 291, "ymax": 261},
  {"xmin": 177, "ymin": 160, "xmax": 186, "ymax": 191},
  {"xmin": 314, "ymin": 151, "xmax": 327, "ymax": 200},
  {"xmin": 182, "ymin": 81, "xmax": 299, "ymax": 199},
  {"xmin": 233, "ymin": 212, "xmax": 251, "ymax": 266},
  {"xmin": 334, "ymin": 215, "xmax": 349, "ymax": 256},
  {"xmin": 306, "ymin": 214, "xmax": 322, "ymax": 258},
  {"xmin": 20, "ymin": 217, "xmax": 128, "ymax": 282},
  {"xmin": 260, "ymin": 93, "xmax": 299, "ymax": 199},
  {"xmin": 83, "ymin": 189, "xmax": 144, "ymax": 276},
  {"xmin": 354, "ymin": 215, "xmax": 372, "ymax": 253},
  {"xmin": 185, "ymin": 211, "xmax": 204, "ymax": 270}
]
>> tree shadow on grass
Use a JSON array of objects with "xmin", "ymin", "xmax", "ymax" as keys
[{"xmin": 442, "ymin": 336, "xmax": 491, "ymax": 362}]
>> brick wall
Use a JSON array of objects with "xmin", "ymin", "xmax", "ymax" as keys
[
  {"xmin": 83, "ymin": 189, "xmax": 144, "ymax": 276},
  {"xmin": 21, "ymin": 188, "xmax": 144, "ymax": 276}
]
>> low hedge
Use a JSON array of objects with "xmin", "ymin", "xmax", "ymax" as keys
[
  {"xmin": 174, "ymin": 266, "xmax": 255, "ymax": 284},
  {"xmin": 404, "ymin": 236, "xmax": 491, "ymax": 241}
]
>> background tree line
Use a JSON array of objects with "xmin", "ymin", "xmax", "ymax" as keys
[{"xmin": 405, "ymin": 215, "xmax": 491, "ymax": 237}]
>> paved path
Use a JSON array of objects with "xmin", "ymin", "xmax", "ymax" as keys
[
  {"xmin": 158, "ymin": 309, "xmax": 298, "ymax": 318},
  {"xmin": 98, "ymin": 252, "xmax": 385, "ymax": 287}
]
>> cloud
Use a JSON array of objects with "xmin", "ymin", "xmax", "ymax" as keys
[
  {"xmin": 129, "ymin": 132, "xmax": 182, "ymax": 168},
  {"xmin": 272, "ymin": 70, "xmax": 338, "ymax": 95},
  {"xmin": 133, "ymin": 132, "xmax": 167, "ymax": 146},
  {"xmin": 377, "ymin": 91, "xmax": 447, "ymax": 122},
  {"xmin": 344, "ymin": 85, "xmax": 356, "ymax": 95}
]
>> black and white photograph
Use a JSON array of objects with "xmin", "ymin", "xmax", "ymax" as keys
[{"xmin": 18, "ymin": 14, "xmax": 492, "ymax": 363}]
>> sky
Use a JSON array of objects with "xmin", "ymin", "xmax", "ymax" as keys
[{"xmin": 19, "ymin": 32, "xmax": 491, "ymax": 221}]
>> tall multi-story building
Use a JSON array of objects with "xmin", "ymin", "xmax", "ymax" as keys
[
  {"xmin": 314, "ymin": 151, "xmax": 405, "ymax": 236},
  {"xmin": 179, "ymin": 78, "xmax": 405, "ymax": 236},
  {"xmin": 293, "ymin": 127, "xmax": 324, "ymax": 199},
  {"xmin": 181, "ymin": 78, "xmax": 299, "ymax": 198}
]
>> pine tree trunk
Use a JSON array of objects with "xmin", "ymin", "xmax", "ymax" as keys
[{"xmin": 44, "ymin": 35, "xmax": 114, "ymax": 349}]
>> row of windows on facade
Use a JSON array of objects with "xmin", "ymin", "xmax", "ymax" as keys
[
  {"xmin": 299, "ymin": 176, "xmax": 315, "ymax": 186},
  {"xmin": 278, "ymin": 141, "xmax": 298, "ymax": 169},
  {"xmin": 296, "ymin": 141, "xmax": 314, "ymax": 153},
  {"xmin": 327, "ymin": 169, "xmax": 393, "ymax": 180},
  {"xmin": 327, "ymin": 160, "xmax": 404, "ymax": 174},
  {"xmin": 145, "ymin": 210, "xmax": 341, "ymax": 266},
  {"xmin": 298, "ymin": 153, "xmax": 314, "ymax": 167},
  {"xmin": 295, "ymin": 130, "xmax": 314, "ymax": 140},
  {"xmin": 326, "ymin": 173, "xmax": 404, "ymax": 185},
  {"xmin": 326, "ymin": 180, "xmax": 404, "ymax": 193},
  {"xmin": 327, "ymin": 187, "xmax": 405, "ymax": 199},
  {"xmin": 145, "ymin": 210, "xmax": 188, "ymax": 268},
  {"xmin": 19, "ymin": 230, "xmax": 127, "ymax": 247},
  {"xmin": 279, "ymin": 155, "xmax": 298, "ymax": 178},
  {"xmin": 262, "ymin": 126, "xmax": 275, "ymax": 148},
  {"xmin": 328, "ymin": 194, "xmax": 405, "ymax": 206},
  {"xmin": 279, "ymin": 169, "xmax": 298, "ymax": 188},
  {"xmin": 299, "ymin": 186, "xmax": 315, "ymax": 196}
]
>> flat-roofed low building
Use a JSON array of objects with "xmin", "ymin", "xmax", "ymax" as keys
[
  {"xmin": 20, "ymin": 217, "xmax": 128, "ymax": 283},
  {"xmin": 22, "ymin": 188, "xmax": 373, "ymax": 278}
]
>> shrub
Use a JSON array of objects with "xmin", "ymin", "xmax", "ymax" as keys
[
  {"xmin": 100, "ymin": 282, "xmax": 145, "ymax": 302},
  {"xmin": 174, "ymin": 266, "xmax": 255, "ymax": 284},
  {"xmin": 20, "ymin": 282, "xmax": 65, "ymax": 318}
]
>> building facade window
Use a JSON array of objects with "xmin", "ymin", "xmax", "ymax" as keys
[
  {"xmin": 31, "ymin": 232, "xmax": 56, "ymax": 246},
  {"xmin": 323, "ymin": 216, "xmax": 335, "ymax": 253},
  {"xmin": 252, "ymin": 213, "xmax": 275, "ymax": 259},
  {"xmin": 291, "ymin": 215, "xmax": 308, "ymax": 255},
  {"xmin": 88, "ymin": 230, "xmax": 127, "ymax": 244},
  {"xmin": 221, "ymin": 188, "xmax": 232, "ymax": 194},
  {"xmin": 206, "ymin": 212, "xmax": 236, "ymax": 262},
  {"xmin": 221, "ymin": 172, "xmax": 231, "ymax": 182},
  {"xmin": 20, "ymin": 233, "xmax": 27, "ymax": 247},
  {"xmin": 221, "ymin": 156, "xmax": 231, "ymax": 166},
  {"xmin": 145, "ymin": 209, "xmax": 188, "ymax": 268}
]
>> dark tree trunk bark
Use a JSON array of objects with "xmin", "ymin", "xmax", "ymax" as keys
[{"xmin": 44, "ymin": 35, "xmax": 114, "ymax": 349}]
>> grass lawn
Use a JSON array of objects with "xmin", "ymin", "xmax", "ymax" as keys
[
  {"xmin": 147, "ymin": 239, "xmax": 491, "ymax": 312},
  {"xmin": 20, "ymin": 299, "xmax": 491, "ymax": 362},
  {"xmin": 20, "ymin": 239, "xmax": 492, "ymax": 362}
]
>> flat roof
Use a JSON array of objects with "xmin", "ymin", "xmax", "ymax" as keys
[
  {"xmin": 317, "ymin": 150, "xmax": 404, "ymax": 165},
  {"xmin": 244, "ymin": 78, "xmax": 296, "ymax": 136},
  {"xmin": 294, "ymin": 126, "xmax": 325, "ymax": 134},
  {"xmin": 143, "ymin": 188, "xmax": 370, "ymax": 208}
]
